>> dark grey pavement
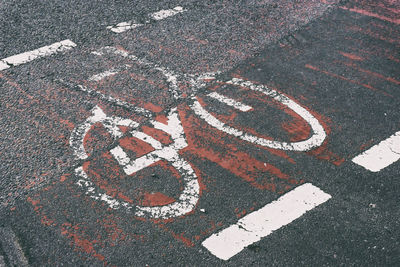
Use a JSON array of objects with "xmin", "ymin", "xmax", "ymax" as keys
[{"xmin": 1, "ymin": 0, "xmax": 399, "ymax": 266}]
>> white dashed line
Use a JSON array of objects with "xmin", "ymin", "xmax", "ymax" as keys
[
  {"xmin": 0, "ymin": 61, "xmax": 10, "ymax": 71},
  {"xmin": 107, "ymin": 21, "xmax": 144, "ymax": 33},
  {"xmin": 0, "ymin": 40, "xmax": 76, "ymax": 70},
  {"xmin": 207, "ymin": 91, "xmax": 253, "ymax": 112},
  {"xmin": 150, "ymin": 6, "xmax": 185, "ymax": 21},
  {"xmin": 352, "ymin": 131, "xmax": 400, "ymax": 172},
  {"xmin": 202, "ymin": 183, "xmax": 331, "ymax": 260},
  {"xmin": 107, "ymin": 6, "xmax": 186, "ymax": 33}
]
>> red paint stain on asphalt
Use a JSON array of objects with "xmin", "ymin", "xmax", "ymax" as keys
[
  {"xmin": 340, "ymin": 51, "xmax": 365, "ymax": 61},
  {"xmin": 144, "ymin": 103, "xmax": 163, "ymax": 113},
  {"xmin": 140, "ymin": 192, "xmax": 176, "ymax": 206},
  {"xmin": 119, "ymin": 135, "xmax": 154, "ymax": 158},
  {"xmin": 281, "ymin": 112, "xmax": 312, "ymax": 142},
  {"xmin": 194, "ymin": 220, "xmax": 218, "ymax": 241},
  {"xmin": 154, "ymin": 114, "xmax": 169, "ymax": 124},
  {"xmin": 27, "ymin": 196, "xmax": 40, "ymax": 207},
  {"xmin": 117, "ymin": 192, "xmax": 135, "ymax": 204},
  {"xmin": 340, "ymin": 61, "xmax": 400, "ymax": 86},
  {"xmin": 340, "ymin": 6, "xmax": 400, "ymax": 25},
  {"xmin": 83, "ymin": 160, "xmax": 122, "ymax": 198},
  {"xmin": 27, "ymin": 196, "xmax": 55, "ymax": 226},
  {"xmin": 179, "ymin": 107, "xmax": 298, "ymax": 193},
  {"xmin": 359, "ymin": 139, "xmax": 376, "ymax": 151},
  {"xmin": 157, "ymin": 224, "xmax": 195, "ymax": 247},
  {"xmin": 100, "ymin": 216, "xmax": 130, "ymax": 243},
  {"xmin": 308, "ymin": 141, "xmax": 345, "ymax": 166},
  {"xmin": 234, "ymin": 208, "xmax": 247, "ymax": 218},
  {"xmin": 305, "ymin": 64, "xmax": 393, "ymax": 97},
  {"xmin": 142, "ymin": 125, "xmax": 172, "ymax": 145},
  {"xmin": 60, "ymin": 223, "xmax": 107, "ymax": 263},
  {"xmin": 83, "ymin": 123, "xmax": 114, "ymax": 159}
]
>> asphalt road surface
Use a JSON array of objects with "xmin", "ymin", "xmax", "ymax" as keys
[{"xmin": 1, "ymin": 0, "xmax": 399, "ymax": 266}]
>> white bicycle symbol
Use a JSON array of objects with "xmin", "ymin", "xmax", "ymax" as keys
[{"xmin": 69, "ymin": 46, "xmax": 327, "ymax": 219}]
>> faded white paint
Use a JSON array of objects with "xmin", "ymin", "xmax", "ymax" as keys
[
  {"xmin": 352, "ymin": 131, "xmax": 400, "ymax": 172},
  {"xmin": 75, "ymin": 166, "xmax": 131, "ymax": 210},
  {"xmin": 107, "ymin": 22, "xmax": 144, "ymax": 33},
  {"xmin": 191, "ymin": 78, "xmax": 327, "ymax": 151},
  {"xmin": 73, "ymin": 107, "xmax": 200, "ymax": 219},
  {"xmin": 0, "ymin": 61, "xmax": 10, "ymax": 71},
  {"xmin": 111, "ymin": 108, "xmax": 188, "ymax": 175},
  {"xmin": 88, "ymin": 65, "xmax": 131, "ymax": 82},
  {"xmin": 0, "ymin": 40, "xmax": 76, "ymax": 70},
  {"xmin": 92, "ymin": 46, "xmax": 220, "ymax": 100},
  {"xmin": 74, "ymin": 84, "xmax": 152, "ymax": 118},
  {"xmin": 202, "ymin": 183, "xmax": 331, "ymax": 260},
  {"xmin": 110, "ymin": 108, "xmax": 200, "ymax": 219},
  {"xmin": 107, "ymin": 6, "xmax": 185, "ymax": 33},
  {"xmin": 70, "ymin": 105, "xmax": 139, "ymax": 160},
  {"xmin": 207, "ymin": 91, "xmax": 253, "ymax": 112},
  {"xmin": 150, "ymin": 6, "xmax": 185, "ymax": 21}
]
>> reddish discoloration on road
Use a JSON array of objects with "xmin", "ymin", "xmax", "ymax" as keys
[
  {"xmin": 61, "ymin": 223, "xmax": 107, "ymax": 263},
  {"xmin": 179, "ymin": 106, "xmax": 299, "ymax": 193},
  {"xmin": 305, "ymin": 64, "xmax": 393, "ymax": 97},
  {"xmin": 341, "ymin": 0, "xmax": 400, "ymax": 25}
]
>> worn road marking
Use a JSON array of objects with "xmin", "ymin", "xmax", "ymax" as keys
[
  {"xmin": 207, "ymin": 92, "xmax": 253, "ymax": 112},
  {"xmin": 150, "ymin": 6, "xmax": 185, "ymax": 21},
  {"xmin": 202, "ymin": 183, "xmax": 331, "ymax": 261},
  {"xmin": 90, "ymin": 46, "xmax": 219, "ymax": 100},
  {"xmin": 107, "ymin": 6, "xmax": 185, "ymax": 33},
  {"xmin": 73, "ymin": 107, "xmax": 200, "ymax": 219},
  {"xmin": 88, "ymin": 64, "xmax": 131, "ymax": 82},
  {"xmin": 62, "ymin": 81, "xmax": 152, "ymax": 118},
  {"xmin": 0, "ymin": 40, "xmax": 76, "ymax": 70},
  {"xmin": 70, "ymin": 105, "xmax": 140, "ymax": 160},
  {"xmin": 352, "ymin": 131, "xmax": 400, "ymax": 172},
  {"xmin": 0, "ymin": 227, "xmax": 29, "ymax": 267},
  {"xmin": 191, "ymin": 78, "xmax": 327, "ymax": 151},
  {"xmin": 107, "ymin": 21, "xmax": 144, "ymax": 33}
]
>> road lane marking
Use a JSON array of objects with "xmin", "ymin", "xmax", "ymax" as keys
[
  {"xmin": 107, "ymin": 22, "xmax": 144, "ymax": 33},
  {"xmin": 88, "ymin": 64, "xmax": 131, "ymax": 82},
  {"xmin": 202, "ymin": 183, "xmax": 331, "ymax": 260},
  {"xmin": 58, "ymin": 80, "xmax": 153, "ymax": 118},
  {"xmin": 191, "ymin": 78, "xmax": 327, "ymax": 151},
  {"xmin": 352, "ymin": 131, "xmax": 400, "ymax": 172},
  {"xmin": 111, "ymin": 108, "xmax": 188, "ymax": 175},
  {"xmin": 74, "ymin": 107, "xmax": 200, "ymax": 219},
  {"xmin": 70, "ymin": 105, "xmax": 140, "ymax": 160},
  {"xmin": 207, "ymin": 92, "xmax": 253, "ymax": 112},
  {"xmin": 107, "ymin": 6, "xmax": 186, "ymax": 33},
  {"xmin": 0, "ymin": 40, "xmax": 76, "ymax": 70},
  {"xmin": 0, "ymin": 61, "xmax": 10, "ymax": 71},
  {"xmin": 91, "ymin": 46, "xmax": 219, "ymax": 100},
  {"xmin": 150, "ymin": 6, "xmax": 185, "ymax": 21}
]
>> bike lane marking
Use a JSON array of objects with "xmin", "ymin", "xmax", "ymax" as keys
[
  {"xmin": 207, "ymin": 92, "xmax": 253, "ymax": 112},
  {"xmin": 191, "ymin": 78, "xmax": 327, "ymax": 152},
  {"xmin": 0, "ymin": 40, "xmax": 76, "ymax": 71},
  {"xmin": 352, "ymin": 131, "xmax": 400, "ymax": 172},
  {"xmin": 202, "ymin": 183, "xmax": 331, "ymax": 260}
]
